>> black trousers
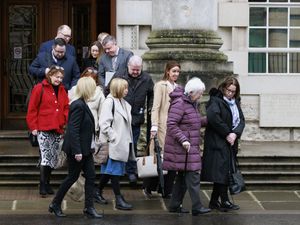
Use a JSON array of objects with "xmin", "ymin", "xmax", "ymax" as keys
[
  {"xmin": 210, "ymin": 182, "xmax": 229, "ymax": 203},
  {"xmin": 52, "ymin": 154, "xmax": 95, "ymax": 208},
  {"xmin": 169, "ymin": 171, "xmax": 203, "ymax": 211}
]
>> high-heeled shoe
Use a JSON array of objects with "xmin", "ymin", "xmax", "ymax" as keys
[
  {"xmin": 83, "ymin": 207, "xmax": 103, "ymax": 219},
  {"xmin": 48, "ymin": 203, "xmax": 66, "ymax": 217}
]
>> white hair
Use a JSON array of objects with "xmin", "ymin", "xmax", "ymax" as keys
[
  {"xmin": 128, "ymin": 55, "xmax": 143, "ymax": 66},
  {"xmin": 184, "ymin": 77, "xmax": 205, "ymax": 95}
]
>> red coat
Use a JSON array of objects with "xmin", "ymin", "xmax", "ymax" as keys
[{"xmin": 26, "ymin": 79, "xmax": 69, "ymax": 134}]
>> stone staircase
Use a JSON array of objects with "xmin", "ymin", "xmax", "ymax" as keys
[{"xmin": 1, "ymin": 132, "xmax": 300, "ymax": 190}]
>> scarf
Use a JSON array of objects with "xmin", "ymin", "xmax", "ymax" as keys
[{"xmin": 223, "ymin": 96, "xmax": 240, "ymax": 129}]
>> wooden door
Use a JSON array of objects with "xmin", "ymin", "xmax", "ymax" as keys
[{"xmin": 0, "ymin": 0, "xmax": 42, "ymax": 129}]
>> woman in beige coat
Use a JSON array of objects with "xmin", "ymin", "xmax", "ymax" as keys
[
  {"xmin": 97, "ymin": 78, "xmax": 135, "ymax": 210},
  {"xmin": 143, "ymin": 61, "xmax": 181, "ymax": 199}
]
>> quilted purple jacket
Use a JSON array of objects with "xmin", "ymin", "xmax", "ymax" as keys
[{"xmin": 162, "ymin": 86, "xmax": 207, "ymax": 171}]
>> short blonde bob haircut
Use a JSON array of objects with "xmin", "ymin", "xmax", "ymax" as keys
[
  {"xmin": 75, "ymin": 77, "xmax": 96, "ymax": 101},
  {"xmin": 109, "ymin": 78, "xmax": 128, "ymax": 99}
]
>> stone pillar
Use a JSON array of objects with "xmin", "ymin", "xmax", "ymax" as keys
[{"xmin": 143, "ymin": 0, "xmax": 234, "ymax": 90}]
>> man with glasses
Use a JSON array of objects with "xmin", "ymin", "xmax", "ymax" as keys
[
  {"xmin": 29, "ymin": 38, "xmax": 80, "ymax": 91},
  {"xmin": 39, "ymin": 25, "xmax": 76, "ymax": 57}
]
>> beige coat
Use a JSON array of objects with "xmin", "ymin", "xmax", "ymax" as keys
[
  {"xmin": 151, "ymin": 80, "xmax": 174, "ymax": 152},
  {"xmin": 99, "ymin": 94, "xmax": 135, "ymax": 162}
]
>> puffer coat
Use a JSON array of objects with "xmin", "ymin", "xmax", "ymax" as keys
[
  {"xmin": 162, "ymin": 86, "xmax": 207, "ymax": 171},
  {"xmin": 201, "ymin": 88, "xmax": 245, "ymax": 184}
]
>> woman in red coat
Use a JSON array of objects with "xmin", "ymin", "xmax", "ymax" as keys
[{"xmin": 26, "ymin": 65, "xmax": 69, "ymax": 197}]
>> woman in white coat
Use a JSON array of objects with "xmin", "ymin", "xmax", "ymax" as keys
[{"xmin": 97, "ymin": 78, "xmax": 135, "ymax": 210}]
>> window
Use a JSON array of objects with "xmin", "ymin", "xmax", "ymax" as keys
[{"xmin": 249, "ymin": 1, "xmax": 300, "ymax": 74}]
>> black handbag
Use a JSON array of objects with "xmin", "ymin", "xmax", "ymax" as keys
[
  {"xmin": 28, "ymin": 132, "xmax": 39, "ymax": 147},
  {"xmin": 228, "ymin": 149, "xmax": 246, "ymax": 195}
]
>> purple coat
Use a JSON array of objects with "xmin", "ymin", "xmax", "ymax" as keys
[{"xmin": 162, "ymin": 86, "xmax": 207, "ymax": 171}]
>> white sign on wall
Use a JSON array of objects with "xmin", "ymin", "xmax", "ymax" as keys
[{"xmin": 260, "ymin": 94, "xmax": 300, "ymax": 127}]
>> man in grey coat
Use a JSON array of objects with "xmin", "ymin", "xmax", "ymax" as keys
[{"xmin": 98, "ymin": 35, "xmax": 133, "ymax": 88}]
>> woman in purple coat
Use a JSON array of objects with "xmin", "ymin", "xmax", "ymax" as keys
[{"xmin": 163, "ymin": 77, "xmax": 211, "ymax": 216}]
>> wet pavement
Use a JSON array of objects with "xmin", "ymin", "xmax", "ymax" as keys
[{"xmin": 0, "ymin": 187, "xmax": 300, "ymax": 225}]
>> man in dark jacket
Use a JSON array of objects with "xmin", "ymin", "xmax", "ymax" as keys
[
  {"xmin": 114, "ymin": 55, "xmax": 154, "ymax": 183},
  {"xmin": 29, "ymin": 38, "xmax": 80, "ymax": 91}
]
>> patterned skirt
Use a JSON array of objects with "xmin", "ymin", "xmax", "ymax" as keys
[{"xmin": 37, "ymin": 131, "xmax": 62, "ymax": 168}]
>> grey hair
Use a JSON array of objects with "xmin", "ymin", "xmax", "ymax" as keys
[
  {"xmin": 102, "ymin": 35, "xmax": 117, "ymax": 46},
  {"xmin": 184, "ymin": 77, "xmax": 205, "ymax": 95},
  {"xmin": 128, "ymin": 55, "xmax": 143, "ymax": 66}
]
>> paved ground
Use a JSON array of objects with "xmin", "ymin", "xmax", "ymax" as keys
[{"xmin": 0, "ymin": 187, "xmax": 300, "ymax": 225}]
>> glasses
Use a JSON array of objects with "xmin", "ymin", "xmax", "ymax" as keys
[
  {"xmin": 60, "ymin": 32, "xmax": 72, "ymax": 39},
  {"xmin": 226, "ymin": 87, "xmax": 236, "ymax": 94}
]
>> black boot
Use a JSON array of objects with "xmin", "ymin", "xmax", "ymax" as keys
[
  {"xmin": 83, "ymin": 207, "xmax": 103, "ymax": 219},
  {"xmin": 94, "ymin": 190, "xmax": 108, "ymax": 204},
  {"xmin": 39, "ymin": 166, "xmax": 47, "ymax": 197},
  {"xmin": 45, "ymin": 166, "xmax": 54, "ymax": 195},
  {"xmin": 115, "ymin": 195, "xmax": 133, "ymax": 210},
  {"xmin": 49, "ymin": 202, "xmax": 66, "ymax": 217}
]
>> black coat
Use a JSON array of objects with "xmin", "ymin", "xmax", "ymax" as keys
[
  {"xmin": 201, "ymin": 88, "xmax": 245, "ymax": 184},
  {"xmin": 113, "ymin": 69, "xmax": 154, "ymax": 126},
  {"xmin": 63, "ymin": 98, "xmax": 95, "ymax": 156}
]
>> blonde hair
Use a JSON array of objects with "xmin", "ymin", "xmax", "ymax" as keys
[
  {"xmin": 75, "ymin": 77, "xmax": 96, "ymax": 101},
  {"xmin": 109, "ymin": 78, "xmax": 128, "ymax": 99}
]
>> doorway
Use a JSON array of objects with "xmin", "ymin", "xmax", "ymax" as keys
[{"xmin": 0, "ymin": 0, "xmax": 114, "ymax": 130}]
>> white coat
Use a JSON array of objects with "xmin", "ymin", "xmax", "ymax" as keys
[{"xmin": 99, "ymin": 94, "xmax": 135, "ymax": 162}]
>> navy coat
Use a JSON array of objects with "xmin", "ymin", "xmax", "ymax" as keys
[
  {"xmin": 29, "ymin": 51, "xmax": 80, "ymax": 90},
  {"xmin": 63, "ymin": 98, "xmax": 95, "ymax": 156}
]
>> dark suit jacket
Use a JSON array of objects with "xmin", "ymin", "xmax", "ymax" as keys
[
  {"xmin": 39, "ymin": 39, "xmax": 76, "ymax": 57},
  {"xmin": 29, "ymin": 51, "xmax": 80, "ymax": 90},
  {"xmin": 98, "ymin": 47, "xmax": 133, "ymax": 86},
  {"xmin": 63, "ymin": 98, "xmax": 95, "ymax": 156}
]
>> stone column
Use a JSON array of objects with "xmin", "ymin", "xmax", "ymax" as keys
[{"xmin": 143, "ymin": 0, "xmax": 234, "ymax": 90}]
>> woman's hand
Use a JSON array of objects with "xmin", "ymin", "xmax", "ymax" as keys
[
  {"xmin": 75, "ymin": 154, "xmax": 82, "ymax": 162},
  {"xmin": 226, "ymin": 133, "xmax": 237, "ymax": 146},
  {"xmin": 182, "ymin": 141, "xmax": 191, "ymax": 152},
  {"xmin": 32, "ymin": 130, "xmax": 38, "ymax": 136},
  {"xmin": 150, "ymin": 131, "xmax": 157, "ymax": 138}
]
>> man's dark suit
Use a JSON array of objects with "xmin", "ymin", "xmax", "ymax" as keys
[{"xmin": 53, "ymin": 98, "xmax": 96, "ymax": 208}]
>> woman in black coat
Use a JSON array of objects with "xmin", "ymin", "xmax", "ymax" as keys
[
  {"xmin": 49, "ymin": 77, "xmax": 102, "ymax": 219},
  {"xmin": 201, "ymin": 76, "xmax": 245, "ymax": 212}
]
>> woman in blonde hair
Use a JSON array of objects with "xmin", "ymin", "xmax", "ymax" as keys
[
  {"xmin": 49, "ymin": 77, "xmax": 103, "ymax": 219},
  {"xmin": 96, "ymin": 78, "xmax": 135, "ymax": 210}
]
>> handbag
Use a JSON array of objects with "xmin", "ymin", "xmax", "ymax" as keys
[
  {"xmin": 54, "ymin": 138, "xmax": 67, "ymax": 169},
  {"xmin": 136, "ymin": 140, "xmax": 167, "ymax": 178},
  {"xmin": 28, "ymin": 132, "xmax": 39, "ymax": 147},
  {"xmin": 94, "ymin": 142, "xmax": 109, "ymax": 165},
  {"xmin": 228, "ymin": 149, "xmax": 245, "ymax": 195},
  {"xmin": 67, "ymin": 174, "xmax": 85, "ymax": 202}
]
